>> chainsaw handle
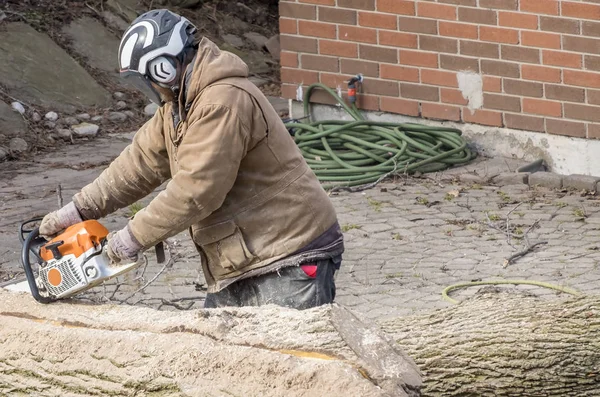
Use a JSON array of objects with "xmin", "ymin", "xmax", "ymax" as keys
[{"xmin": 21, "ymin": 227, "xmax": 54, "ymax": 304}]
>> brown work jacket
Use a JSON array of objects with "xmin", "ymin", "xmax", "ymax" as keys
[{"xmin": 73, "ymin": 38, "xmax": 340, "ymax": 292}]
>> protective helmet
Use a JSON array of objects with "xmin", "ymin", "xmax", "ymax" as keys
[{"xmin": 118, "ymin": 9, "xmax": 198, "ymax": 105}]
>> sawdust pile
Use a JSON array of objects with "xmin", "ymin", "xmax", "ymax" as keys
[{"xmin": 0, "ymin": 290, "xmax": 420, "ymax": 396}]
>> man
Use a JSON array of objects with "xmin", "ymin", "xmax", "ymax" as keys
[{"xmin": 39, "ymin": 9, "xmax": 344, "ymax": 310}]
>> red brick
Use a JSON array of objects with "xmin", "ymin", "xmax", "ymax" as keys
[
  {"xmin": 281, "ymin": 84, "xmax": 297, "ymax": 100},
  {"xmin": 380, "ymin": 64, "xmax": 420, "ymax": 82},
  {"xmin": 359, "ymin": 44, "xmax": 398, "ymax": 63},
  {"xmin": 546, "ymin": 119, "xmax": 586, "ymax": 138},
  {"xmin": 520, "ymin": 0, "xmax": 559, "ymax": 15},
  {"xmin": 583, "ymin": 21, "xmax": 600, "ymax": 38},
  {"xmin": 564, "ymin": 103, "xmax": 600, "ymax": 123},
  {"xmin": 421, "ymin": 102, "xmax": 460, "ymax": 121},
  {"xmin": 545, "ymin": 84, "xmax": 584, "ymax": 103},
  {"xmin": 318, "ymin": 7, "xmax": 357, "ymax": 24},
  {"xmin": 401, "ymin": 83, "xmax": 440, "ymax": 101},
  {"xmin": 340, "ymin": 59, "xmax": 379, "ymax": 77},
  {"xmin": 422, "ymin": 102, "xmax": 461, "ymax": 121},
  {"xmin": 439, "ymin": 22, "xmax": 478, "ymax": 39},
  {"xmin": 338, "ymin": 0, "xmax": 375, "ymax": 10},
  {"xmin": 483, "ymin": 93, "xmax": 521, "ymax": 112},
  {"xmin": 280, "ymin": 2, "xmax": 317, "ymax": 20},
  {"xmin": 501, "ymin": 45, "xmax": 540, "ymax": 64},
  {"xmin": 280, "ymin": 52, "xmax": 299, "ymax": 68},
  {"xmin": 440, "ymin": 54, "xmax": 479, "ymax": 72},
  {"xmin": 564, "ymin": 70, "xmax": 600, "ymax": 89},
  {"xmin": 521, "ymin": 31, "xmax": 561, "ymax": 49},
  {"xmin": 458, "ymin": 7, "xmax": 497, "ymax": 25},
  {"xmin": 381, "ymin": 97, "xmax": 420, "ymax": 117},
  {"xmin": 461, "ymin": 41, "xmax": 499, "ymax": 58},
  {"xmin": 440, "ymin": 0, "xmax": 476, "ymax": 5},
  {"xmin": 422, "ymin": 69, "xmax": 459, "ymax": 88},
  {"xmin": 320, "ymin": 73, "xmax": 351, "ymax": 88},
  {"xmin": 504, "ymin": 79, "xmax": 543, "ymax": 97},
  {"xmin": 377, "ymin": 0, "xmax": 415, "ymax": 15},
  {"xmin": 498, "ymin": 11, "xmax": 539, "ymax": 30},
  {"xmin": 380, "ymin": 97, "xmax": 420, "ymax": 116},
  {"xmin": 361, "ymin": 79, "xmax": 400, "ymax": 96},
  {"xmin": 399, "ymin": 50, "xmax": 439, "ymax": 67},
  {"xmin": 480, "ymin": 27, "xmax": 519, "ymax": 44},
  {"xmin": 523, "ymin": 98, "xmax": 562, "ymax": 117},
  {"xmin": 522, "ymin": 65, "xmax": 561, "ymax": 83},
  {"xmin": 398, "ymin": 17, "xmax": 438, "ymax": 34},
  {"xmin": 301, "ymin": 54, "xmax": 339, "ymax": 72},
  {"xmin": 441, "ymin": 88, "xmax": 468, "ymax": 105},
  {"xmin": 378, "ymin": 31, "xmax": 418, "ymax": 48},
  {"xmin": 358, "ymin": 11, "xmax": 397, "ymax": 29},
  {"xmin": 298, "ymin": 20, "xmax": 337, "ymax": 38},
  {"xmin": 480, "ymin": 0, "xmax": 517, "ymax": 10},
  {"xmin": 339, "ymin": 25, "xmax": 377, "ymax": 43},
  {"xmin": 420, "ymin": 36, "xmax": 458, "ymax": 53},
  {"xmin": 543, "ymin": 50, "xmax": 582, "ymax": 69},
  {"xmin": 417, "ymin": 2, "xmax": 457, "ymax": 20},
  {"xmin": 280, "ymin": 18, "xmax": 297, "ymax": 34},
  {"xmin": 588, "ymin": 124, "xmax": 600, "ymax": 139},
  {"xmin": 561, "ymin": 2, "xmax": 600, "ymax": 21},
  {"xmin": 586, "ymin": 56, "xmax": 600, "ymax": 72},
  {"xmin": 357, "ymin": 94, "xmax": 380, "ymax": 111},
  {"xmin": 483, "ymin": 76, "xmax": 502, "ymax": 92},
  {"xmin": 462, "ymin": 109, "xmax": 503, "ymax": 126},
  {"xmin": 300, "ymin": 0, "xmax": 335, "ymax": 4},
  {"xmin": 562, "ymin": 36, "xmax": 600, "ymax": 55},
  {"xmin": 320, "ymin": 40, "xmax": 358, "ymax": 57},
  {"xmin": 589, "ymin": 90, "xmax": 600, "ymax": 106},
  {"xmin": 481, "ymin": 60, "xmax": 520, "ymax": 78},
  {"xmin": 280, "ymin": 35, "xmax": 319, "ymax": 53},
  {"xmin": 504, "ymin": 113, "xmax": 545, "ymax": 132},
  {"xmin": 281, "ymin": 68, "xmax": 320, "ymax": 85},
  {"xmin": 539, "ymin": 17, "xmax": 580, "ymax": 35}
]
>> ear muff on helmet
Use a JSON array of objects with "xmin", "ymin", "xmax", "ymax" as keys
[{"xmin": 148, "ymin": 56, "xmax": 178, "ymax": 85}]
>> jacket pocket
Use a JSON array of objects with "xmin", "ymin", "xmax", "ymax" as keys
[{"xmin": 191, "ymin": 220, "xmax": 256, "ymax": 271}]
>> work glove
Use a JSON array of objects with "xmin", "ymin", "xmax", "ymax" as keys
[
  {"xmin": 105, "ymin": 225, "xmax": 143, "ymax": 266},
  {"xmin": 39, "ymin": 202, "xmax": 83, "ymax": 239}
]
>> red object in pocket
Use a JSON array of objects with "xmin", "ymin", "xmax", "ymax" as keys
[{"xmin": 301, "ymin": 264, "xmax": 317, "ymax": 278}]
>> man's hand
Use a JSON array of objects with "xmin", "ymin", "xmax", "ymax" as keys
[
  {"xmin": 105, "ymin": 226, "xmax": 143, "ymax": 266},
  {"xmin": 39, "ymin": 202, "xmax": 83, "ymax": 239}
]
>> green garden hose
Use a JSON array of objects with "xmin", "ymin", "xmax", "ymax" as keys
[
  {"xmin": 442, "ymin": 280, "xmax": 581, "ymax": 305},
  {"xmin": 284, "ymin": 83, "xmax": 477, "ymax": 190}
]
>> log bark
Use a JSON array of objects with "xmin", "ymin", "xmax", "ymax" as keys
[
  {"xmin": 0, "ymin": 289, "xmax": 598, "ymax": 396},
  {"xmin": 381, "ymin": 292, "xmax": 600, "ymax": 396},
  {"xmin": 0, "ymin": 290, "xmax": 420, "ymax": 397}
]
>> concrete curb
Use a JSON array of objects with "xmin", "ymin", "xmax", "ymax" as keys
[{"xmin": 461, "ymin": 170, "xmax": 600, "ymax": 192}]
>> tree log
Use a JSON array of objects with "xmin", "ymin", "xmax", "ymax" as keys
[
  {"xmin": 0, "ymin": 290, "xmax": 420, "ymax": 397},
  {"xmin": 381, "ymin": 291, "xmax": 600, "ymax": 396},
  {"xmin": 0, "ymin": 289, "xmax": 598, "ymax": 396}
]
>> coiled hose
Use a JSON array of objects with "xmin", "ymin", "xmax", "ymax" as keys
[{"xmin": 284, "ymin": 83, "xmax": 477, "ymax": 190}]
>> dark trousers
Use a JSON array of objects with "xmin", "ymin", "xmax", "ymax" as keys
[{"xmin": 204, "ymin": 259, "xmax": 338, "ymax": 310}]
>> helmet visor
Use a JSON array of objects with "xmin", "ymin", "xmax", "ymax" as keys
[{"xmin": 121, "ymin": 73, "xmax": 164, "ymax": 106}]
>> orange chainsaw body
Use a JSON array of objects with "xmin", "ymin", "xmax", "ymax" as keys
[{"xmin": 40, "ymin": 220, "xmax": 109, "ymax": 262}]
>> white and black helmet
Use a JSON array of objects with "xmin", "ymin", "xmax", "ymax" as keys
[{"xmin": 118, "ymin": 9, "xmax": 198, "ymax": 105}]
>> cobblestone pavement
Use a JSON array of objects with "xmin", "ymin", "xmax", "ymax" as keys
[{"xmin": 2, "ymin": 133, "xmax": 599, "ymax": 322}]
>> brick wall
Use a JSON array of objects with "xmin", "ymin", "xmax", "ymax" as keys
[{"xmin": 279, "ymin": 0, "xmax": 600, "ymax": 138}]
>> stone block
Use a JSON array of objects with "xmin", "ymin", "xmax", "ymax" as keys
[
  {"xmin": 529, "ymin": 172, "xmax": 563, "ymax": 189},
  {"xmin": 492, "ymin": 172, "xmax": 529, "ymax": 186},
  {"xmin": 563, "ymin": 174, "xmax": 600, "ymax": 192}
]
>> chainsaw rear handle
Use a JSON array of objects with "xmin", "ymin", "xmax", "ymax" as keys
[{"xmin": 20, "ymin": 226, "xmax": 55, "ymax": 304}]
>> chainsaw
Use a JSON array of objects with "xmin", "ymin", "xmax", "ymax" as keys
[{"xmin": 19, "ymin": 218, "xmax": 144, "ymax": 303}]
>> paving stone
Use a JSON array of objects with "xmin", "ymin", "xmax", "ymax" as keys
[
  {"xmin": 563, "ymin": 174, "xmax": 600, "ymax": 192},
  {"xmin": 529, "ymin": 172, "xmax": 563, "ymax": 189}
]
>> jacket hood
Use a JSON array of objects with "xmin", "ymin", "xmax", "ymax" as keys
[{"xmin": 185, "ymin": 37, "xmax": 249, "ymax": 103}]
